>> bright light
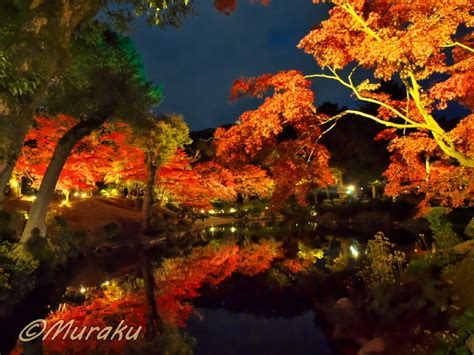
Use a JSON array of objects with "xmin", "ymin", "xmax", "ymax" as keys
[
  {"xmin": 73, "ymin": 192, "xmax": 79, "ymax": 197},
  {"xmin": 80, "ymin": 192, "xmax": 88, "ymax": 198},
  {"xmin": 350, "ymin": 245, "xmax": 359, "ymax": 258},
  {"xmin": 200, "ymin": 210, "xmax": 205, "ymax": 213},
  {"xmin": 346, "ymin": 185, "xmax": 356, "ymax": 194},
  {"xmin": 111, "ymin": 189, "xmax": 119, "ymax": 196},
  {"xmin": 230, "ymin": 227, "xmax": 237, "ymax": 233},
  {"xmin": 228, "ymin": 208, "xmax": 237, "ymax": 213},
  {"xmin": 22, "ymin": 211, "xmax": 29, "ymax": 219},
  {"xmin": 21, "ymin": 195, "xmax": 36, "ymax": 202},
  {"xmin": 208, "ymin": 210, "xmax": 216, "ymax": 215},
  {"xmin": 101, "ymin": 280, "xmax": 110, "ymax": 287},
  {"xmin": 265, "ymin": 207, "xmax": 269, "ymax": 210},
  {"xmin": 209, "ymin": 226, "xmax": 216, "ymax": 232},
  {"xmin": 60, "ymin": 200, "xmax": 71, "ymax": 207},
  {"xmin": 80, "ymin": 286, "xmax": 86, "ymax": 294}
]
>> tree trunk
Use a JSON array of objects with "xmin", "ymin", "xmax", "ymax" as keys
[
  {"xmin": 20, "ymin": 118, "xmax": 104, "ymax": 244},
  {"xmin": 371, "ymin": 185, "xmax": 377, "ymax": 199},
  {"xmin": 141, "ymin": 153, "xmax": 157, "ymax": 231},
  {"xmin": 141, "ymin": 252, "xmax": 165, "ymax": 339},
  {"xmin": 0, "ymin": 0, "xmax": 100, "ymax": 204}
]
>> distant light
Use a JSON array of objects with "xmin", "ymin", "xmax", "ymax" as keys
[
  {"xmin": 111, "ymin": 189, "xmax": 119, "ymax": 196},
  {"xmin": 350, "ymin": 245, "xmax": 359, "ymax": 258},
  {"xmin": 265, "ymin": 207, "xmax": 269, "ymax": 210},
  {"xmin": 101, "ymin": 280, "xmax": 110, "ymax": 287},
  {"xmin": 209, "ymin": 226, "xmax": 216, "ymax": 232},
  {"xmin": 347, "ymin": 185, "xmax": 355, "ymax": 194},
  {"xmin": 200, "ymin": 210, "xmax": 205, "ymax": 213},
  {"xmin": 208, "ymin": 210, "xmax": 216, "ymax": 215},
  {"xmin": 360, "ymin": 187, "xmax": 364, "ymax": 190},
  {"xmin": 229, "ymin": 208, "xmax": 237, "ymax": 213},
  {"xmin": 80, "ymin": 286, "xmax": 86, "ymax": 294},
  {"xmin": 73, "ymin": 192, "xmax": 79, "ymax": 197},
  {"xmin": 230, "ymin": 227, "xmax": 237, "ymax": 233},
  {"xmin": 80, "ymin": 192, "xmax": 87, "ymax": 198}
]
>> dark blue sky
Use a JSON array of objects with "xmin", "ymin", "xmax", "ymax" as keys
[{"xmin": 130, "ymin": 0, "xmax": 356, "ymax": 130}]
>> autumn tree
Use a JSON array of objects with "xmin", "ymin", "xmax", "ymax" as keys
[
  {"xmin": 297, "ymin": 0, "xmax": 473, "ymax": 210},
  {"xmin": 20, "ymin": 29, "xmax": 161, "ymax": 244},
  {"xmin": 0, "ymin": 0, "xmax": 197, "ymax": 203},
  {"xmin": 132, "ymin": 114, "xmax": 191, "ymax": 230},
  {"xmin": 215, "ymin": 70, "xmax": 333, "ymax": 206}
]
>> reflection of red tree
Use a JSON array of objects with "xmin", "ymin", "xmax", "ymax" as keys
[
  {"xmin": 237, "ymin": 239, "xmax": 284, "ymax": 276},
  {"xmin": 28, "ymin": 238, "xmax": 283, "ymax": 353},
  {"xmin": 42, "ymin": 291, "xmax": 147, "ymax": 354},
  {"xmin": 281, "ymin": 258, "xmax": 313, "ymax": 273}
]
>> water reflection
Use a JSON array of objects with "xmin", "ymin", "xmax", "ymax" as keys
[{"xmin": 4, "ymin": 222, "xmax": 417, "ymax": 354}]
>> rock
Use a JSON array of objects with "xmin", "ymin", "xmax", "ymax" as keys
[
  {"xmin": 466, "ymin": 334, "xmax": 474, "ymax": 353},
  {"xmin": 357, "ymin": 337, "xmax": 385, "ymax": 355},
  {"xmin": 335, "ymin": 297, "xmax": 355, "ymax": 312}
]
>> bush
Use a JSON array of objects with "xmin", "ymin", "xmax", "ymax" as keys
[
  {"xmin": 0, "ymin": 241, "xmax": 39, "ymax": 302},
  {"xmin": 358, "ymin": 232, "xmax": 406, "ymax": 289},
  {"xmin": 435, "ymin": 308, "xmax": 474, "ymax": 355},
  {"xmin": 426, "ymin": 207, "xmax": 461, "ymax": 249}
]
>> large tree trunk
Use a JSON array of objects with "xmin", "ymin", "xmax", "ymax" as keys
[
  {"xmin": 20, "ymin": 118, "xmax": 104, "ymax": 244},
  {"xmin": 141, "ymin": 153, "xmax": 157, "ymax": 231},
  {"xmin": 0, "ymin": 0, "xmax": 100, "ymax": 204}
]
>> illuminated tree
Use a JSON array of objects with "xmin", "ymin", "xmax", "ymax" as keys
[
  {"xmin": 215, "ymin": 70, "xmax": 333, "ymax": 205},
  {"xmin": 295, "ymin": 0, "xmax": 473, "ymax": 210},
  {"xmin": 0, "ymin": 0, "xmax": 194, "ymax": 203},
  {"xmin": 14, "ymin": 115, "xmax": 103, "ymax": 201},
  {"xmin": 20, "ymin": 30, "xmax": 161, "ymax": 243},
  {"xmin": 132, "ymin": 114, "xmax": 191, "ymax": 230}
]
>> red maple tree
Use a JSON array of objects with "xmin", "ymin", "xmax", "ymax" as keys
[{"xmin": 215, "ymin": 70, "xmax": 333, "ymax": 205}]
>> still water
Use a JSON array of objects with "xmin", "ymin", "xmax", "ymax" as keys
[{"xmin": 0, "ymin": 221, "xmax": 418, "ymax": 354}]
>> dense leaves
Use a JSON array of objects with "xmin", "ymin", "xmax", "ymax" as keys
[{"xmin": 215, "ymin": 70, "xmax": 333, "ymax": 205}]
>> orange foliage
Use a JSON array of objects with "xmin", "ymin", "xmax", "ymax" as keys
[{"xmin": 215, "ymin": 70, "xmax": 333, "ymax": 205}]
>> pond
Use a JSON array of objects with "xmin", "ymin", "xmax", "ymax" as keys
[{"xmin": 0, "ymin": 221, "xmax": 419, "ymax": 354}]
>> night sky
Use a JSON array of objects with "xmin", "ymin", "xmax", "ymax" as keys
[{"xmin": 130, "ymin": 0, "xmax": 359, "ymax": 131}]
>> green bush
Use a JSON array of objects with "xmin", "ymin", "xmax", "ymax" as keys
[
  {"xmin": 407, "ymin": 250, "xmax": 459, "ymax": 275},
  {"xmin": 0, "ymin": 241, "xmax": 39, "ymax": 302},
  {"xmin": 426, "ymin": 207, "xmax": 461, "ymax": 249},
  {"xmin": 434, "ymin": 308, "xmax": 474, "ymax": 355}
]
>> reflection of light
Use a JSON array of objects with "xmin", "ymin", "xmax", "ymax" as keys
[
  {"xmin": 22, "ymin": 211, "xmax": 29, "ymax": 219},
  {"xmin": 230, "ymin": 227, "xmax": 237, "ymax": 233},
  {"xmin": 350, "ymin": 245, "xmax": 359, "ymax": 258},
  {"xmin": 80, "ymin": 286, "xmax": 86, "ymax": 294},
  {"xmin": 73, "ymin": 192, "xmax": 79, "ymax": 197},
  {"xmin": 228, "ymin": 208, "xmax": 237, "ymax": 213},
  {"xmin": 60, "ymin": 200, "xmax": 71, "ymax": 207},
  {"xmin": 21, "ymin": 195, "xmax": 36, "ymax": 202}
]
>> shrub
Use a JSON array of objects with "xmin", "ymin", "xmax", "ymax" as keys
[
  {"xmin": 358, "ymin": 232, "xmax": 406, "ymax": 289},
  {"xmin": 426, "ymin": 207, "xmax": 461, "ymax": 249}
]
